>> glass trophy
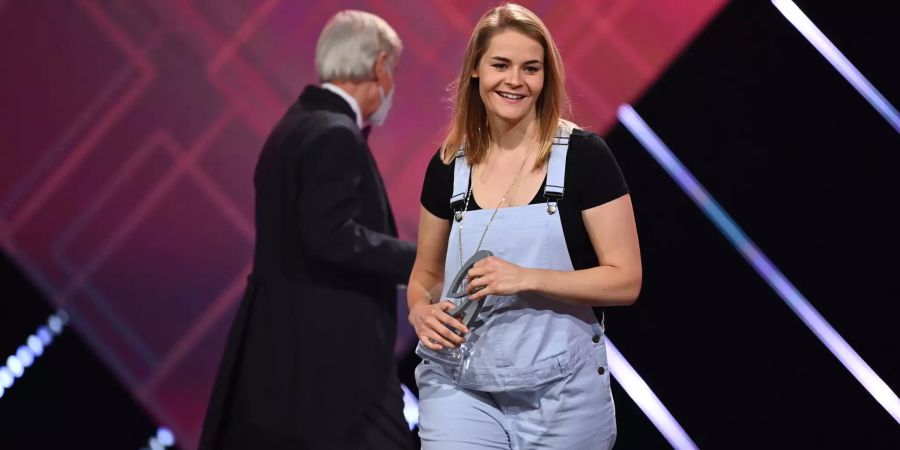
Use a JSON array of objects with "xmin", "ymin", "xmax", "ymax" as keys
[{"xmin": 416, "ymin": 250, "xmax": 493, "ymax": 365}]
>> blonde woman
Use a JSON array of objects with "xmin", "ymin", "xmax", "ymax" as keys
[{"xmin": 407, "ymin": 3, "xmax": 641, "ymax": 449}]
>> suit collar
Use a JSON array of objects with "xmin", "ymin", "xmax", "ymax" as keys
[
  {"xmin": 298, "ymin": 85, "xmax": 360, "ymax": 127},
  {"xmin": 320, "ymin": 83, "xmax": 364, "ymax": 129}
]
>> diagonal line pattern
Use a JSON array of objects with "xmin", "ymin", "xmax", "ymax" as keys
[
  {"xmin": 618, "ymin": 103, "xmax": 900, "ymax": 425},
  {"xmin": 7, "ymin": 0, "xmax": 157, "ymax": 234},
  {"xmin": 771, "ymin": 0, "xmax": 900, "ymax": 134}
]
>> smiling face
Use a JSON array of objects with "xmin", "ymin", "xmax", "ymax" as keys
[{"xmin": 473, "ymin": 29, "xmax": 545, "ymax": 125}]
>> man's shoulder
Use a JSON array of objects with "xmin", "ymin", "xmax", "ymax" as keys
[
  {"xmin": 305, "ymin": 106, "xmax": 357, "ymax": 127},
  {"xmin": 259, "ymin": 106, "xmax": 364, "ymax": 168},
  {"xmin": 304, "ymin": 114, "xmax": 364, "ymax": 150},
  {"xmin": 295, "ymin": 105, "xmax": 361, "ymax": 139},
  {"xmin": 275, "ymin": 103, "xmax": 363, "ymax": 148}
]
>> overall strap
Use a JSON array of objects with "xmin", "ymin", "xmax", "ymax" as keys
[
  {"xmin": 543, "ymin": 129, "xmax": 572, "ymax": 214},
  {"xmin": 450, "ymin": 148, "xmax": 471, "ymax": 219}
]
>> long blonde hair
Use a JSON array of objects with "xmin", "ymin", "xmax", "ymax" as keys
[{"xmin": 441, "ymin": 3, "xmax": 573, "ymax": 168}]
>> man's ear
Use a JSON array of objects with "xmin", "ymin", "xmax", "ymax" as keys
[{"xmin": 374, "ymin": 52, "xmax": 389, "ymax": 81}]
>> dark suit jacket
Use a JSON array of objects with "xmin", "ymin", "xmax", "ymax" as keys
[{"xmin": 198, "ymin": 85, "xmax": 416, "ymax": 450}]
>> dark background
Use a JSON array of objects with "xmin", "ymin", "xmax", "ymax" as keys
[{"xmin": 602, "ymin": 1, "xmax": 899, "ymax": 448}]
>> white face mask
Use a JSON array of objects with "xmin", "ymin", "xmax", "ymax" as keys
[{"xmin": 368, "ymin": 70, "xmax": 394, "ymax": 127}]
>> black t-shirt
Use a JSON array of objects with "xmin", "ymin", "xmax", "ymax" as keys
[{"xmin": 420, "ymin": 128, "xmax": 629, "ymax": 271}]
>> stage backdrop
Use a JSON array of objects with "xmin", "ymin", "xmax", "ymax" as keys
[{"xmin": 0, "ymin": 0, "xmax": 724, "ymax": 447}]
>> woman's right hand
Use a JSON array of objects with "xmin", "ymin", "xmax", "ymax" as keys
[{"xmin": 409, "ymin": 301, "xmax": 469, "ymax": 351}]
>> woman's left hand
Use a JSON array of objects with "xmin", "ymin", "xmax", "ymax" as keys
[{"xmin": 466, "ymin": 256, "xmax": 532, "ymax": 300}]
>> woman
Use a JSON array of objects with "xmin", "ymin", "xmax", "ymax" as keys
[{"xmin": 407, "ymin": 3, "xmax": 641, "ymax": 449}]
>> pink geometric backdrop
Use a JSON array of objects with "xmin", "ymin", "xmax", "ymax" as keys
[{"xmin": 0, "ymin": 1, "xmax": 724, "ymax": 448}]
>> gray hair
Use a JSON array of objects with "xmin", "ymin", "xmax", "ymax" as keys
[{"xmin": 315, "ymin": 10, "xmax": 403, "ymax": 82}]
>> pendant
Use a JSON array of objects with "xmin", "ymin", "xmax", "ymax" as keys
[
  {"xmin": 455, "ymin": 211, "xmax": 463, "ymax": 222},
  {"xmin": 547, "ymin": 203, "xmax": 557, "ymax": 215}
]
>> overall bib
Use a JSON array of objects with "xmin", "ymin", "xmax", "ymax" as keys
[{"xmin": 415, "ymin": 131, "xmax": 617, "ymax": 449}]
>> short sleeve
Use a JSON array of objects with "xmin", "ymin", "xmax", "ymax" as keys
[
  {"xmin": 420, "ymin": 149, "xmax": 454, "ymax": 220},
  {"xmin": 574, "ymin": 132, "xmax": 629, "ymax": 210}
]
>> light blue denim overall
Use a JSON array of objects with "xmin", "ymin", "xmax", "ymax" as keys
[{"xmin": 415, "ymin": 130, "xmax": 617, "ymax": 449}]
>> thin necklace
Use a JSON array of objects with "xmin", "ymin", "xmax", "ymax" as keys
[{"xmin": 458, "ymin": 146, "xmax": 533, "ymax": 266}]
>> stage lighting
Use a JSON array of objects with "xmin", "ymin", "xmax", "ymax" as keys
[
  {"xmin": 156, "ymin": 427, "xmax": 175, "ymax": 446},
  {"xmin": 6, "ymin": 356, "xmax": 23, "ymax": 378},
  {"xmin": 0, "ymin": 310, "xmax": 68, "ymax": 402},
  {"xmin": 37, "ymin": 326, "xmax": 53, "ymax": 346},
  {"xmin": 140, "ymin": 426, "xmax": 175, "ymax": 450},
  {"xmin": 772, "ymin": 0, "xmax": 899, "ymax": 133},
  {"xmin": 605, "ymin": 340, "xmax": 698, "ymax": 449},
  {"xmin": 27, "ymin": 335, "xmax": 44, "ymax": 357},
  {"xmin": 48, "ymin": 315, "xmax": 63, "ymax": 335},
  {"xmin": 400, "ymin": 384, "xmax": 419, "ymax": 431},
  {"xmin": 58, "ymin": 309, "xmax": 70, "ymax": 325},
  {"xmin": 0, "ymin": 367, "xmax": 14, "ymax": 389},
  {"xmin": 618, "ymin": 103, "xmax": 900, "ymax": 425},
  {"xmin": 148, "ymin": 437, "xmax": 164, "ymax": 450},
  {"xmin": 16, "ymin": 346, "xmax": 34, "ymax": 368}
]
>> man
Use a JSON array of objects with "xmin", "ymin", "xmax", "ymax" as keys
[{"xmin": 199, "ymin": 11, "xmax": 416, "ymax": 450}]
